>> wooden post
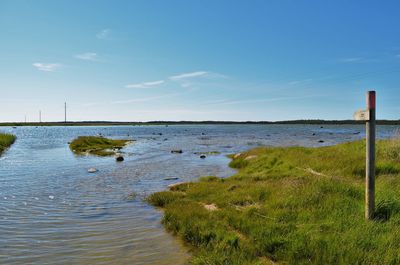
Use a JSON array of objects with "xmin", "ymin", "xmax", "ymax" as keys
[{"xmin": 365, "ymin": 91, "xmax": 376, "ymax": 220}]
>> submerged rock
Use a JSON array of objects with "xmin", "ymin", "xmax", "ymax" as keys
[
  {"xmin": 88, "ymin": 168, "xmax": 98, "ymax": 173},
  {"xmin": 125, "ymin": 192, "xmax": 137, "ymax": 201},
  {"xmin": 171, "ymin": 149, "xmax": 183, "ymax": 154},
  {"xmin": 164, "ymin": 177, "xmax": 179, "ymax": 181}
]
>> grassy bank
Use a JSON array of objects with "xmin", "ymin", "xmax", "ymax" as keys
[
  {"xmin": 0, "ymin": 133, "xmax": 16, "ymax": 155},
  {"xmin": 69, "ymin": 136, "xmax": 131, "ymax": 156},
  {"xmin": 148, "ymin": 139, "xmax": 400, "ymax": 265}
]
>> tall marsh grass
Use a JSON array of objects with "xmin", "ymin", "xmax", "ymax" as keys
[
  {"xmin": 0, "ymin": 133, "xmax": 16, "ymax": 155},
  {"xmin": 148, "ymin": 139, "xmax": 400, "ymax": 265}
]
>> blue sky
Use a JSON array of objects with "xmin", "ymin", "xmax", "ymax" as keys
[{"xmin": 1, "ymin": 0, "xmax": 400, "ymax": 122}]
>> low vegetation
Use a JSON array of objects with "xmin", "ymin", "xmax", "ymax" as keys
[
  {"xmin": 0, "ymin": 133, "xmax": 16, "ymax": 155},
  {"xmin": 148, "ymin": 139, "xmax": 400, "ymax": 265},
  {"xmin": 69, "ymin": 136, "xmax": 131, "ymax": 156}
]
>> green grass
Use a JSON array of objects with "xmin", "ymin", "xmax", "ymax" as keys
[
  {"xmin": 69, "ymin": 136, "xmax": 131, "ymax": 156},
  {"xmin": 147, "ymin": 139, "xmax": 400, "ymax": 265},
  {"xmin": 0, "ymin": 133, "xmax": 16, "ymax": 156}
]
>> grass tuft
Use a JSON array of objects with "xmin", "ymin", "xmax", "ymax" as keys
[
  {"xmin": 69, "ymin": 136, "xmax": 131, "ymax": 156},
  {"xmin": 0, "ymin": 133, "xmax": 16, "ymax": 156}
]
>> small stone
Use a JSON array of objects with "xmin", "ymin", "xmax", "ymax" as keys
[
  {"xmin": 233, "ymin": 153, "xmax": 242, "ymax": 159},
  {"xmin": 203, "ymin": 203, "xmax": 218, "ymax": 211},
  {"xmin": 200, "ymin": 155, "xmax": 206, "ymax": 159},
  {"xmin": 318, "ymin": 140, "xmax": 325, "ymax": 143},
  {"xmin": 88, "ymin": 168, "xmax": 98, "ymax": 173},
  {"xmin": 245, "ymin": 155, "xmax": 258, "ymax": 160},
  {"xmin": 116, "ymin": 156, "xmax": 124, "ymax": 162}
]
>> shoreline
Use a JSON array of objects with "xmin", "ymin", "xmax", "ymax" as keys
[
  {"xmin": 3, "ymin": 119, "xmax": 400, "ymax": 127},
  {"xmin": 148, "ymin": 139, "xmax": 400, "ymax": 264}
]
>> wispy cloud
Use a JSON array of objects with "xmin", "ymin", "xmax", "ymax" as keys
[
  {"xmin": 112, "ymin": 92, "xmax": 181, "ymax": 104},
  {"xmin": 75, "ymin": 52, "xmax": 98, "ymax": 61},
  {"xmin": 288, "ymin": 79, "xmax": 313, "ymax": 85},
  {"xmin": 204, "ymin": 95, "xmax": 320, "ymax": 106},
  {"xmin": 124, "ymin": 70, "xmax": 226, "ymax": 89},
  {"xmin": 169, "ymin": 71, "xmax": 208, "ymax": 80},
  {"xmin": 168, "ymin": 71, "xmax": 227, "ymax": 88},
  {"xmin": 32, "ymin": 63, "xmax": 62, "ymax": 72},
  {"xmin": 338, "ymin": 57, "xmax": 365, "ymax": 63},
  {"xmin": 96, "ymin": 29, "xmax": 110, "ymax": 39},
  {"xmin": 337, "ymin": 57, "xmax": 379, "ymax": 63},
  {"xmin": 125, "ymin": 80, "xmax": 165, "ymax": 89}
]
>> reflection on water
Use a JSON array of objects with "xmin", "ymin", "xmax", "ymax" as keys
[{"xmin": 0, "ymin": 124, "xmax": 398, "ymax": 264}]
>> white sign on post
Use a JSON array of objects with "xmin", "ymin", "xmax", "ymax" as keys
[{"xmin": 353, "ymin": 110, "xmax": 370, "ymax": 121}]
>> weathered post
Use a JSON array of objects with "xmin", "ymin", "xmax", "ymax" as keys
[
  {"xmin": 353, "ymin": 91, "xmax": 376, "ymax": 220},
  {"xmin": 365, "ymin": 91, "xmax": 376, "ymax": 220}
]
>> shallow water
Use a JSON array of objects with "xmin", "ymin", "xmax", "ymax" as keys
[{"xmin": 0, "ymin": 124, "xmax": 398, "ymax": 264}]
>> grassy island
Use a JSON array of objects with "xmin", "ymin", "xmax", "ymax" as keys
[
  {"xmin": 0, "ymin": 133, "xmax": 16, "ymax": 156},
  {"xmin": 148, "ymin": 139, "xmax": 400, "ymax": 265},
  {"xmin": 69, "ymin": 136, "xmax": 131, "ymax": 156}
]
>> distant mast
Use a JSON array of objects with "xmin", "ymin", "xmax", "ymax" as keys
[{"xmin": 64, "ymin": 102, "xmax": 67, "ymax": 123}]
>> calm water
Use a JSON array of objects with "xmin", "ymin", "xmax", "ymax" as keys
[{"xmin": 0, "ymin": 124, "xmax": 398, "ymax": 264}]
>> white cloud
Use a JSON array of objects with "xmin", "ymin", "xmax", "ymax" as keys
[
  {"xmin": 75, "ymin": 52, "xmax": 98, "ymax": 61},
  {"xmin": 96, "ymin": 29, "xmax": 110, "ymax": 39},
  {"xmin": 112, "ymin": 92, "xmax": 181, "ymax": 104},
  {"xmin": 288, "ymin": 79, "xmax": 313, "ymax": 85},
  {"xmin": 338, "ymin": 57, "xmax": 364, "ymax": 63},
  {"xmin": 125, "ymin": 80, "xmax": 165, "ymax": 89},
  {"xmin": 169, "ymin": 71, "xmax": 208, "ymax": 80},
  {"xmin": 32, "ymin": 63, "xmax": 62, "ymax": 72},
  {"xmin": 204, "ymin": 95, "xmax": 320, "ymax": 106},
  {"xmin": 337, "ymin": 57, "xmax": 379, "ymax": 63}
]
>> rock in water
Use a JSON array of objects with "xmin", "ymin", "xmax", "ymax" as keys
[
  {"xmin": 171, "ymin": 150, "xmax": 183, "ymax": 154},
  {"xmin": 200, "ymin": 155, "xmax": 206, "ymax": 159},
  {"xmin": 116, "ymin": 156, "xmax": 124, "ymax": 162},
  {"xmin": 88, "ymin": 168, "xmax": 98, "ymax": 173},
  {"xmin": 164, "ymin": 177, "xmax": 179, "ymax": 180}
]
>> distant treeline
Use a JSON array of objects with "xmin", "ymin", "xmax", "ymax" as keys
[{"xmin": 1, "ymin": 119, "xmax": 400, "ymax": 126}]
